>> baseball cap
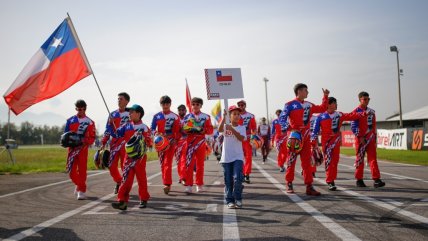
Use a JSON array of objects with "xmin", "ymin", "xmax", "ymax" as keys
[
  {"xmin": 237, "ymin": 100, "xmax": 246, "ymax": 105},
  {"xmin": 228, "ymin": 105, "xmax": 241, "ymax": 113},
  {"xmin": 129, "ymin": 104, "xmax": 145, "ymax": 117}
]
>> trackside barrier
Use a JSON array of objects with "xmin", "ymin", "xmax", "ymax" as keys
[{"xmin": 340, "ymin": 128, "xmax": 428, "ymax": 151}]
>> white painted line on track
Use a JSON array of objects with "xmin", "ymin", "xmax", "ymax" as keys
[
  {"xmin": 4, "ymin": 169, "xmax": 163, "ymax": 241},
  {"xmin": 308, "ymin": 171, "xmax": 428, "ymax": 225},
  {"xmin": 0, "ymin": 171, "xmax": 108, "ymax": 199},
  {"xmin": 223, "ymin": 203, "xmax": 240, "ymax": 241},
  {"xmin": 206, "ymin": 203, "xmax": 218, "ymax": 213},
  {"xmin": 254, "ymin": 161, "xmax": 361, "ymax": 241},
  {"xmin": 266, "ymin": 154, "xmax": 428, "ymax": 225},
  {"xmin": 338, "ymin": 163, "xmax": 428, "ymax": 183},
  {"xmin": 82, "ymin": 205, "xmax": 117, "ymax": 215},
  {"xmin": 381, "ymin": 199, "xmax": 403, "ymax": 207},
  {"xmin": 339, "ymin": 154, "xmax": 422, "ymax": 167},
  {"xmin": 337, "ymin": 187, "xmax": 428, "ymax": 225}
]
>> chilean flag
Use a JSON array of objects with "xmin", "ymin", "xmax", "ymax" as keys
[
  {"xmin": 216, "ymin": 70, "xmax": 232, "ymax": 82},
  {"xmin": 185, "ymin": 78, "xmax": 192, "ymax": 113},
  {"xmin": 3, "ymin": 18, "xmax": 92, "ymax": 115}
]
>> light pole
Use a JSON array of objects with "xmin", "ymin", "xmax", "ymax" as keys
[
  {"xmin": 263, "ymin": 77, "xmax": 269, "ymax": 122},
  {"xmin": 390, "ymin": 46, "xmax": 403, "ymax": 128}
]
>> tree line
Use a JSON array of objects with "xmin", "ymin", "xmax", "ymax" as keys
[{"xmin": 0, "ymin": 122, "xmax": 99, "ymax": 145}]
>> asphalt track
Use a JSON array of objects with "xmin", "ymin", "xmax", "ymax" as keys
[{"xmin": 0, "ymin": 151, "xmax": 427, "ymax": 241}]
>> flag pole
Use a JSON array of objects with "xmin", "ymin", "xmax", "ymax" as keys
[{"xmin": 66, "ymin": 13, "xmax": 112, "ymax": 118}]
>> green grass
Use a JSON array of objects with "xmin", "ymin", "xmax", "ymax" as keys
[
  {"xmin": 0, "ymin": 146, "xmax": 159, "ymax": 174},
  {"xmin": 340, "ymin": 147, "xmax": 428, "ymax": 166}
]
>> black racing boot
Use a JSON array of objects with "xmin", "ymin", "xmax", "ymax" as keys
[
  {"xmin": 356, "ymin": 179, "xmax": 367, "ymax": 187},
  {"xmin": 327, "ymin": 182, "xmax": 337, "ymax": 191},
  {"xmin": 373, "ymin": 179, "xmax": 386, "ymax": 188},
  {"xmin": 111, "ymin": 201, "xmax": 127, "ymax": 210}
]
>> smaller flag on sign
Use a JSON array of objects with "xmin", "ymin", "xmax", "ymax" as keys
[
  {"xmin": 211, "ymin": 100, "xmax": 222, "ymax": 123},
  {"xmin": 185, "ymin": 79, "xmax": 192, "ymax": 112},
  {"xmin": 216, "ymin": 70, "xmax": 232, "ymax": 82}
]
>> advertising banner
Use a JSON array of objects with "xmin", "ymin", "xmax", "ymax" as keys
[
  {"xmin": 377, "ymin": 129, "xmax": 407, "ymax": 150},
  {"xmin": 409, "ymin": 128, "xmax": 428, "ymax": 150},
  {"xmin": 341, "ymin": 131, "xmax": 355, "ymax": 147}
]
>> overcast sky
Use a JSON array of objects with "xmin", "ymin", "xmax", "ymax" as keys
[{"xmin": 1, "ymin": 0, "xmax": 427, "ymax": 132}]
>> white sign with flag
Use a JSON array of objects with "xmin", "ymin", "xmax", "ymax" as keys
[{"xmin": 204, "ymin": 68, "xmax": 244, "ymax": 100}]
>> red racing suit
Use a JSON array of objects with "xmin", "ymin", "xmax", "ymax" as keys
[
  {"xmin": 151, "ymin": 111, "xmax": 180, "ymax": 186},
  {"xmin": 64, "ymin": 115, "xmax": 96, "ymax": 193},
  {"xmin": 239, "ymin": 111, "xmax": 257, "ymax": 176},
  {"xmin": 311, "ymin": 111, "xmax": 362, "ymax": 183},
  {"xmin": 101, "ymin": 109, "xmax": 130, "ymax": 183},
  {"xmin": 181, "ymin": 111, "xmax": 214, "ymax": 186},
  {"xmin": 258, "ymin": 123, "xmax": 271, "ymax": 159},
  {"xmin": 272, "ymin": 118, "xmax": 288, "ymax": 168},
  {"xmin": 351, "ymin": 106, "xmax": 381, "ymax": 180},
  {"xmin": 176, "ymin": 116, "xmax": 187, "ymax": 181},
  {"xmin": 279, "ymin": 96, "xmax": 328, "ymax": 185},
  {"xmin": 113, "ymin": 121, "xmax": 152, "ymax": 203}
]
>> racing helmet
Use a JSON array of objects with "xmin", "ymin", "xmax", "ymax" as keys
[
  {"xmin": 250, "ymin": 134, "xmax": 263, "ymax": 149},
  {"xmin": 94, "ymin": 150, "xmax": 101, "ymax": 169},
  {"xmin": 154, "ymin": 134, "xmax": 170, "ymax": 152},
  {"xmin": 125, "ymin": 134, "xmax": 146, "ymax": 159},
  {"xmin": 101, "ymin": 149, "xmax": 110, "ymax": 168},
  {"xmin": 287, "ymin": 131, "xmax": 303, "ymax": 153},
  {"xmin": 60, "ymin": 132, "xmax": 82, "ymax": 148}
]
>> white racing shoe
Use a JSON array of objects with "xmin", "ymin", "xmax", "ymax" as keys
[
  {"xmin": 184, "ymin": 186, "xmax": 192, "ymax": 194},
  {"xmin": 77, "ymin": 191, "xmax": 87, "ymax": 200},
  {"xmin": 196, "ymin": 185, "xmax": 204, "ymax": 193}
]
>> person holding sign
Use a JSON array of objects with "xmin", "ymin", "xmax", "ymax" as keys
[
  {"xmin": 237, "ymin": 100, "xmax": 257, "ymax": 184},
  {"xmin": 279, "ymin": 83, "xmax": 329, "ymax": 196},
  {"xmin": 219, "ymin": 105, "xmax": 246, "ymax": 209},
  {"xmin": 182, "ymin": 97, "xmax": 214, "ymax": 194}
]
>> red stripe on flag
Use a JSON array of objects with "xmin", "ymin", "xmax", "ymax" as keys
[
  {"xmin": 4, "ymin": 49, "xmax": 90, "ymax": 115},
  {"xmin": 216, "ymin": 75, "xmax": 232, "ymax": 82},
  {"xmin": 186, "ymin": 80, "xmax": 192, "ymax": 112}
]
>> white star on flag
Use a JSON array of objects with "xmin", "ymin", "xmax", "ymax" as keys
[{"xmin": 51, "ymin": 37, "xmax": 63, "ymax": 48}]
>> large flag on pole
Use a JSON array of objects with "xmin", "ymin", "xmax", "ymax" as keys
[
  {"xmin": 211, "ymin": 100, "xmax": 222, "ymax": 124},
  {"xmin": 185, "ymin": 78, "xmax": 192, "ymax": 113},
  {"xmin": 3, "ymin": 18, "xmax": 92, "ymax": 115}
]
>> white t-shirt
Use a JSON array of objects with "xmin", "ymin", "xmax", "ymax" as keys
[{"xmin": 219, "ymin": 124, "xmax": 246, "ymax": 164}]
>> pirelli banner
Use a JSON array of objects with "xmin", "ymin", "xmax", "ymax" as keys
[
  {"xmin": 341, "ymin": 128, "xmax": 428, "ymax": 150},
  {"xmin": 377, "ymin": 129, "xmax": 407, "ymax": 150}
]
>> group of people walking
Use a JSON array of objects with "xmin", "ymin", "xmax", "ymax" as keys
[{"xmin": 63, "ymin": 82, "xmax": 385, "ymax": 210}]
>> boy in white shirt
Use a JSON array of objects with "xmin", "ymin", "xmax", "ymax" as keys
[{"xmin": 219, "ymin": 105, "xmax": 246, "ymax": 209}]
